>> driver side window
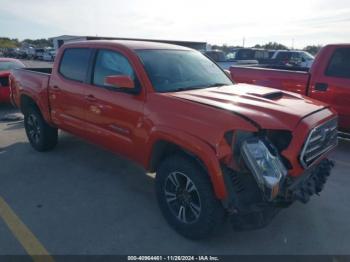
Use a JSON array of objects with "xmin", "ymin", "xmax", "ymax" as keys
[{"xmin": 93, "ymin": 49, "xmax": 135, "ymax": 87}]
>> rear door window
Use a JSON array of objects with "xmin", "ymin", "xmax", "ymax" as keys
[
  {"xmin": 59, "ymin": 48, "xmax": 92, "ymax": 82},
  {"xmin": 326, "ymin": 48, "xmax": 350, "ymax": 79}
]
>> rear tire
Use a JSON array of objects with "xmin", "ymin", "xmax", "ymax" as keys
[
  {"xmin": 24, "ymin": 107, "xmax": 58, "ymax": 152},
  {"xmin": 155, "ymin": 154, "xmax": 225, "ymax": 240}
]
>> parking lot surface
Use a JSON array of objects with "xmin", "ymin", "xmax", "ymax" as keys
[{"xmin": 1, "ymin": 103, "xmax": 350, "ymax": 256}]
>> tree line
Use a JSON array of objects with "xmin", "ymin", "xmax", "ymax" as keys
[
  {"xmin": 0, "ymin": 37, "xmax": 53, "ymax": 48},
  {"xmin": 211, "ymin": 42, "xmax": 323, "ymax": 55}
]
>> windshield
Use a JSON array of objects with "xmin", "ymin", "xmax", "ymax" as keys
[
  {"xmin": 302, "ymin": 52, "xmax": 315, "ymax": 60},
  {"xmin": 137, "ymin": 50, "xmax": 232, "ymax": 93},
  {"xmin": 0, "ymin": 61, "xmax": 25, "ymax": 71}
]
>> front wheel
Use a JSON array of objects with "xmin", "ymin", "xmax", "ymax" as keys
[
  {"xmin": 155, "ymin": 155, "xmax": 225, "ymax": 239},
  {"xmin": 24, "ymin": 107, "xmax": 58, "ymax": 152}
]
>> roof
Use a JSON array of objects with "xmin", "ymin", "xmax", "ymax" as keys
[
  {"xmin": 324, "ymin": 43, "xmax": 350, "ymax": 48},
  {"xmin": 205, "ymin": 50, "xmax": 224, "ymax": 53},
  {"xmin": 49, "ymin": 35, "xmax": 206, "ymax": 45},
  {"xmin": 49, "ymin": 35, "xmax": 84, "ymax": 40},
  {"xmin": 63, "ymin": 40, "xmax": 193, "ymax": 51}
]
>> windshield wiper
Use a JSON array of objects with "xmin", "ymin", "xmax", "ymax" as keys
[
  {"xmin": 170, "ymin": 87, "xmax": 204, "ymax": 92},
  {"xmin": 206, "ymin": 83, "xmax": 228, "ymax": 87},
  {"xmin": 169, "ymin": 83, "xmax": 228, "ymax": 93}
]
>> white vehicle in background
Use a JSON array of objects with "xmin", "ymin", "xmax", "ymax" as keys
[
  {"xmin": 42, "ymin": 48, "xmax": 56, "ymax": 61},
  {"xmin": 34, "ymin": 48, "xmax": 45, "ymax": 60},
  {"xmin": 25, "ymin": 47, "xmax": 36, "ymax": 59}
]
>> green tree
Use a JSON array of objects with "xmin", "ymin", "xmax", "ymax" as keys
[
  {"xmin": 303, "ymin": 45, "xmax": 322, "ymax": 55},
  {"xmin": 0, "ymin": 37, "xmax": 20, "ymax": 48},
  {"xmin": 255, "ymin": 42, "xmax": 288, "ymax": 50},
  {"xmin": 22, "ymin": 38, "xmax": 53, "ymax": 48}
]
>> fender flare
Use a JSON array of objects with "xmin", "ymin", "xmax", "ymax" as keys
[
  {"xmin": 19, "ymin": 91, "xmax": 51, "ymax": 124},
  {"xmin": 144, "ymin": 126, "xmax": 228, "ymax": 199}
]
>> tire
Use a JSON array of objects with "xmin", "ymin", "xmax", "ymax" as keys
[
  {"xmin": 24, "ymin": 107, "xmax": 58, "ymax": 152},
  {"xmin": 155, "ymin": 154, "xmax": 225, "ymax": 240}
]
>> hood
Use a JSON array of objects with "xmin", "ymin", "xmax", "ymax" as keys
[{"xmin": 167, "ymin": 84, "xmax": 327, "ymax": 130}]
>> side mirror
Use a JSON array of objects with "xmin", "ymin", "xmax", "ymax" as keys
[{"xmin": 104, "ymin": 75, "xmax": 135, "ymax": 89}]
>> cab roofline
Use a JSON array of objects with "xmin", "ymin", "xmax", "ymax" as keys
[{"xmin": 62, "ymin": 40, "xmax": 193, "ymax": 51}]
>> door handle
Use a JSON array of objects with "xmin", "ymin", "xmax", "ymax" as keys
[
  {"xmin": 315, "ymin": 83, "xmax": 328, "ymax": 91},
  {"xmin": 85, "ymin": 94, "xmax": 97, "ymax": 102},
  {"xmin": 52, "ymin": 85, "xmax": 60, "ymax": 90}
]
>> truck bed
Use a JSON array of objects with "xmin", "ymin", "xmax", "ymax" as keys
[
  {"xmin": 10, "ymin": 67, "xmax": 52, "ymax": 123},
  {"xmin": 230, "ymin": 66, "xmax": 310, "ymax": 95}
]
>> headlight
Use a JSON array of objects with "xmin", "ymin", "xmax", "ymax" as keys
[{"xmin": 241, "ymin": 138, "xmax": 287, "ymax": 200}]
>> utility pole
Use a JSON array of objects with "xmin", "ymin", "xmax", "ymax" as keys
[
  {"xmin": 291, "ymin": 38, "xmax": 294, "ymax": 50},
  {"xmin": 243, "ymin": 37, "xmax": 245, "ymax": 48}
]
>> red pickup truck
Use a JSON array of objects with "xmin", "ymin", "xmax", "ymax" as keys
[
  {"xmin": 10, "ymin": 40, "xmax": 337, "ymax": 239},
  {"xmin": 0, "ymin": 58, "xmax": 25, "ymax": 103},
  {"xmin": 230, "ymin": 44, "xmax": 350, "ymax": 133}
]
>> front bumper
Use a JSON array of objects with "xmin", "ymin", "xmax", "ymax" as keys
[
  {"xmin": 281, "ymin": 159, "xmax": 334, "ymax": 204},
  {"xmin": 223, "ymin": 159, "xmax": 334, "ymax": 230}
]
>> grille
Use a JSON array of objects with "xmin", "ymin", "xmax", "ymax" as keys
[
  {"xmin": 300, "ymin": 117, "xmax": 338, "ymax": 168},
  {"xmin": 0, "ymin": 77, "xmax": 9, "ymax": 87}
]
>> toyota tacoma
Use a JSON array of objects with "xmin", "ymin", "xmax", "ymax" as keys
[{"xmin": 10, "ymin": 40, "xmax": 337, "ymax": 239}]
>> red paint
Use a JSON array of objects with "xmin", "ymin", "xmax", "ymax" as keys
[
  {"xmin": 230, "ymin": 44, "xmax": 350, "ymax": 132},
  {"xmin": 0, "ymin": 72, "xmax": 11, "ymax": 103},
  {"xmin": 10, "ymin": 41, "xmax": 337, "ymax": 200},
  {"xmin": 0, "ymin": 58, "xmax": 25, "ymax": 103}
]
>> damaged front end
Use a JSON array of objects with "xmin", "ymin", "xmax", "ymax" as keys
[
  {"xmin": 220, "ymin": 118, "xmax": 337, "ymax": 231},
  {"xmin": 223, "ymin": 159, "xmax": 334, "ymax": 230}
]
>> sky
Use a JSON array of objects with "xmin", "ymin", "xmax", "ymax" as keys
[{"xmin": 0, "ymin": 0, "xmax": 350, "ymax": 48}]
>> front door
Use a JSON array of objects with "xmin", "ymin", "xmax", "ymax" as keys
[{"xmin": 83, "ymin": 48, "xmax": 145, "ymax": 159}]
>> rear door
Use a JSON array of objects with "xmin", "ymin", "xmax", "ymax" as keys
[
  {"xmin": 49, "ymin": 47, "xmax": 93, "ymax": 135},
  {"xmin": 309, "ymin": 47, "xmax": 350, "ymax": 132},
  {"xmin": 82, "ymin": 48, "xmax": 145, "ymax": 159}
]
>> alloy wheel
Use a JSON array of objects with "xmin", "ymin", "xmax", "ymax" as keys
[
  {"xmin": 164, "ymin": 171, "xmax": 202, "ymax": 224},
  {"xmin": 26, "ymin": 114, "xmax": 41, "ymax": 144}
]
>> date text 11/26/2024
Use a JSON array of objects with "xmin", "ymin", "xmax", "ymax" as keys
[{"xmin": 127, "ymin": 256, "xmax": 219, "ymax": 261}]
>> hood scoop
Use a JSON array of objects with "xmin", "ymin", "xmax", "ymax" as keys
[{"xmin": 249, "ymin": 91, "xmax": 284, "ymax": 100}]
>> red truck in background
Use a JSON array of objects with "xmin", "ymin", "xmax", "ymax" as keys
[
  {"xmin": 230, "ymin": 44, "xmax": 350, "ymax": 133},
  {"xmin": 0, "ymin": 58, "xmax": 25, "ymax": 103},
  {"xmin": 10, "ymin": 40, "xmax": 337, "ymax": 239}
]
